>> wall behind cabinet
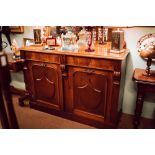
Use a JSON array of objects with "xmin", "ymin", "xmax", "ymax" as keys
[
  {"xmin": 2, "ymin": 26, "xmax": 34, "ymax": 90},
  {"xmin": 2, "ymin": 26, "xmax": 155, "ymax": 119}
]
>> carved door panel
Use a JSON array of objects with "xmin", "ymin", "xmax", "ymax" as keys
[
  {"xmin": 70, "ymin": 67, "xmax": 113, "ymax": 123},
  {"xmin": 28, "ymin": 61, "xmax": 63, "ymax": 111}
]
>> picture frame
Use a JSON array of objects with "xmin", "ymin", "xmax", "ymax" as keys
[
  {"xmin": 10, "ymin": 26, "xmax": 24, "ymax": 33},
  {"xmin": 33, "ymin": 29, "xmax": 41, "ymax": 44},
  {"xmin": 46, "ymin": 37, "xmax": 57, "ymax": 46},
  {"xmin": 23, "ymin": 38, "xmax": 34, "ymax": 46}
]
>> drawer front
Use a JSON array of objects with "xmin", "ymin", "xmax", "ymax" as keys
[
  {"xmin": 66, "ymin": 56, "xmax": 120, "ymax": 71},
  {"xmin": 24, "ymin": 51, "xmax": 60, "ymax": 64},
  {"xmin": 21, "ymin": 50, "xmax": 121, "ymax": 71}
]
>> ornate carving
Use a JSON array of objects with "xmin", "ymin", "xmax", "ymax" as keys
[
  {"xmin": 77, "ymin": 84, "xmax": 102, "ymax": 93},
  {"xmin": 73, "ymin": 70, "xmax": 107, "ymax": 116},
  {"xmin": 23, "ymin": 60, "xmax": 29, "ymax": 71},
  {"xmin": 23, "ymin": 66, "xmax": 28, "ymax": 70},
  {"xmin": 32, "ymin": 64, "xmax": 58, "ymax": 102},
  {"xmin": 83, "ymin": 69, "xmax": 95, "ymax": 74},
  {"xmin": 114, "ymin": 71, "xmax": 120, "ymax": 78},
  {"xmin": 60, "ymin": 64, "xmax": 66, "ymax": 73},
  {"xmin": 113, "ymin": 71, "xmax": 121, "ymax": 85},
  {"xmin": 77, "ymin": 84, "xmax": 103, "ymax": 109},
  {"xmin": 60, "ymin": 55, "xmax": 66, "ymax": 65},
  {"xmin": 60, "ymin": 55, "xmax": 68, "ymax": 77},
  {"xmin": 35, "ymin": 76, "xmax": 55, "ymax": 99}
]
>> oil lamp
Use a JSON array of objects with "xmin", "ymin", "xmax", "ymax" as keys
[{"xmin": 111, "ymin": 28, "xmax": 124, "ymax": 51}]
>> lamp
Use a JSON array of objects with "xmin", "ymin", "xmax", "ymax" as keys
[{"xmin": 111, "ymin": 28, "xmax": 124, "ymax": 51}]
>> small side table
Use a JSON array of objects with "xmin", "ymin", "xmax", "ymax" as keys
[
  {"xmin": 7, "ymin": 55, "xmax": 29, "ymax": 106},
  {"xmin": 8, "ymin": 59, "xmax": 24, "ymax": 71},
  {"xmin": 133, "ymin": 68, "xmax": 155, "ymax": 128}
]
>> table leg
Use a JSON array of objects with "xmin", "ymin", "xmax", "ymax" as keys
[{"xmin": 133, "ymin": 85, "xmax": 144, "ymax": 128}]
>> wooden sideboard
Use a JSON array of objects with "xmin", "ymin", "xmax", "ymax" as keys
[{"xmin": 20, "ymin": 45, "xmax": 129, "ymax": 128}]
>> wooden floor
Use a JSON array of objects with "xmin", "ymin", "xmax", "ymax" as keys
[
  {"xmin": 0, "ymin": 95, "xmax": 155, "ymax": 129},
  {"xmin": 118, "ymin": 113, "xmax": 155, "ymax": 129}
]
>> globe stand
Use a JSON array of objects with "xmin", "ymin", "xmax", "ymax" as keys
[{"xmin": 143, "ymin": 58, "xmax": 152, "ymax": 76}]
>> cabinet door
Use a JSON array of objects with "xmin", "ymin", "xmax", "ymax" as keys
[
  {"xmin": 28, "ymin": 61, "xmax": 63, "ymax": 111},
  {"xmin": 69, "ymin": 67, "xmax": 113, "ymax": 123}
]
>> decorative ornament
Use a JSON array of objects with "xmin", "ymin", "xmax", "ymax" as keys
[
  {"xmin": 61, "ymin": 31, "xmax": 78, "ymax": 51},
  {"xmin": 11, "ymin": 39, "xmax": 20, "ymax": 59}
]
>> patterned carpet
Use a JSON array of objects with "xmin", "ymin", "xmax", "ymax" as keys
[{"xmin": 0, "ymin": 95, "xmax": 154, "ymax": 129}]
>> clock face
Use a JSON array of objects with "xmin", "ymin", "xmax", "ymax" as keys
[{"xmin": 137, "ymin": 33, "xmax": 155, "ymax": 52}]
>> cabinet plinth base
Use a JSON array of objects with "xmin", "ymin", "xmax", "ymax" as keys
[{"xmin": 30, "ymin": 101, "xmax": 118, "ymax": 129}]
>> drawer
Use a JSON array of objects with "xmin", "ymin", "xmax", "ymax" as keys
[
  {"xmin": 24, "ymin": 51, "xmax": 60, "ymax": 64},
  {"xmin": 66, "ymin": 56, "xmax": 120, "ymax": 71},
  {"xmin": 22, "ymin": 50, "xmax": 122, "ymax": 71}
]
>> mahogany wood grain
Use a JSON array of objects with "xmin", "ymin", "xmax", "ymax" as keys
[
  {"xmin": 134, "ymin": 68, "xmax": 155, "ymax": 83},
  {"xmin": 20, "ymin": 45, "xmax": 129, "ymax": 60},
  {"xmin": 20, "ymin": 45, "xmax": 129, "ymax": 128}
]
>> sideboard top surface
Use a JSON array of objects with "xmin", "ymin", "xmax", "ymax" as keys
[{"xmin": 20, "ymin": 45, "xmax": 129, "ymax": 60}]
